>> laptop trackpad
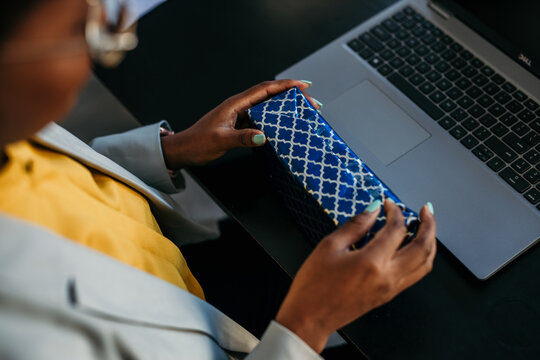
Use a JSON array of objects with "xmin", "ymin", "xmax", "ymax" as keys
[{"xmin": 325, "ymin": 80, "xmax": 431, "ymax": 165}]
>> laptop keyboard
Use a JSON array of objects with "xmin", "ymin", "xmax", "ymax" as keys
[{"xmin": 347, "ymin": 6, "xmax": 540, "ymax": 211}]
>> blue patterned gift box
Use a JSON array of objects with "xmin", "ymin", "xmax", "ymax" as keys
[{"xmin": 248, "ymin": 87, "xmax": 419, "ymax": 246}]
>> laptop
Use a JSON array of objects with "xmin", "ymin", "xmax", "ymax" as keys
[{"xmin": 277, "ymin": 0, "xmax": 540, "ymax": 280}]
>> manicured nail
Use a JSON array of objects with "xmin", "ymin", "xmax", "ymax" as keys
[
  {"xmin": 312, "ymin": 98, "xmax": 323, "ymax": 110},
  {"xmin": 300, "ymin": 80, "xmax": 313, "ymax": 87},
  {"xmin": 364, "ymin": 199, "xmax": 382, "ymax": 213},
  {"xmin": 426, "ymin": 201, "xmax": 434, "ymax": 215},
  {"xmin": 253, "ymin": 134, "xmax": 266, "ymax": 145}
]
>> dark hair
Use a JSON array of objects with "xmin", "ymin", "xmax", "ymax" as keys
[{"xmin": 1, "ymin": 1, "xmax": 42, "ymax": 44}]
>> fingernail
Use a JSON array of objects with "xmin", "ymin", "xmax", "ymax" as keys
[
  {"xmin": 364, "ymin": 199, "xmax": 382, "ymax": 213},
  {"xmin": 426, "ymin": 201, "xmax": 434, "ymax": 215},
  {"xmin": 312, "ymin": 98, "xmax": 323, "ymax": 110},
  {"xmin": 253, "ymin": 134, "xmax": 266, "ymax": 145},
  {"xmin": 300, "ymin": 80, "xmax": 313, "ymax": 87},
  {"xmin": 386, "ymin": 198, "xmax": 395, "ymax": 204}
]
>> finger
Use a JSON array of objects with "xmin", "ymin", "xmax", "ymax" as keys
[
  {"xmin": 362, "ymin": 199, "xmax": 407, "ymax": 259},
  {"xmin": 391, "ymin": 204, "xmax": 437, "ymax": 273},
  {"xmin": 228, "ymin": 79, "xmax": 313, "ymax": 114},
  {"xmin": 222, "ymin": 128, "xmax": 266, "ymax": 149},
  {"xmin": 323, "ymin": 200, "xmax": 382, "ymax": 251},
  {"xmin": 301, "ymin": 90, "xmax": 323, "ymax": 110}
]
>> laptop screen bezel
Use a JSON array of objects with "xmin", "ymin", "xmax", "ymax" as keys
[{"xmin": 432, "ymin": 0, "xmax": 540, "ymax": 80}]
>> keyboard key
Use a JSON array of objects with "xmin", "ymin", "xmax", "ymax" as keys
[
  {"xmin": 450, "ymin": 108, "xmax": 468, "ymax": 121},
  {"xmin": 491, "ymin": 123, "xmax": 509, "ymax": 137},
  {"xmin": 461, "ymin": 65, "xmax": 478, "ymax": 78},
  {"xmin": 348, "ymin": 38, "xmax": 365, "ymax": 52},
  {"xmin": 436, "ymin": 79, "xmax": 452, "ymax": 91},
  {"xmin": 488, "ymin": 103, "xmax": 505, "ymax": 117},
  {"xmin": 511, "ymin": 122, "xmax": 530, "ymax": 136},
  {"xmin": 484, "ymin": 137, "xmax": 518, "ymax": 162},
  {"xmin": 523, "ymin": 131, "xmax": 539, "ymax": 147},
  {"xmin": 445, "ymin": 69, "xmax": 461, "ymax": 81},
  {"xmin": 468, "ymin": 105, "xmax": 486, "ymax": 118},
  {"xmin": 441, "ymin": 49, "xmax": 456, "ymax": 61},
  {"xmin": 412, "ymin": 26, "xmax": 426, "ymax": 37},
  {"xmin": 439, "ymin": 116, "xmax": 456, "ymax": 129},
  {"xmin": 473, "ymin": 126, "xmax": 490, "ymax": 141},
  {"xmin": 465, "ymin": 86, "xmax": 482, "ymax": 98},
  {"xmin": 378, "ymin": 64, "xmax": 393, "ymax": 76},
  {"xmin": 494, "ymin": 91, "xmax": 511, "ymax": 104},
  {"xmin": 472, "ymin": 74, "xmax": 489, "ymax": 87},
  {"xmin": 369, "ymin": 56, "xmax": 384, "ymax": 68},
  {"xmin": 399, "ymin": 65, "xmax": 414, "ymax": 77},
  {"xmin": 429, "ymin": 90, "xmax": 446, "ymax": 103},
  {"xmin": 396, "ymin": 30, "xmax": 410, "ymax": 40},
  {"xmin": 531, "ymin": 119, "xmax": 540, "ymax": 133},
  {"xmin": 450, "ymin": 125, "xmax": 467, "ymax": 139},
  {"xmin": 461, "ymin": 134, "xmax": 479, "ymax": 149},
  {"xmin": 463, "ymin": 118, "xmax": 480, "ymax": 131},
  {"xmin": 387, "ymin": 38, "xmax": 401, "ymax": 49},
  {"xmin": 390, "ymin": 57, "xmax": 405, "ymax": 69},
  {"xmin": 480, "ymin": 66, "xmax": 494, "ymax": 77},
  {"xmin": 381, "ymin": 49, "xmax": 395, "ymax": 60},
  {"xmin": 457, "ymin": 95, "xmax": 474, "ymax": 109},
  {"xmin": 451, "ymin": 57, "xmax": 467, "ymax": 69},
  {"xmin": 419, "ymin": 82, "xmax": 435, "ymax": 94},
  {"xmin": 483, "ymin": 83, "xmax": 500, "ymax": 96},
  {"xmin": 409, "ymin": 73, "xmax": 424, "ymax": 85},
  {"xmin": 402, "ymin": 19, "xmax": 416, "ymax": 30},
  {"xmin": 393, "ymin": 12, "xmax": 407, "ymax": 22},
  {"xmin": 431, "ymin": 42, "xmax": 446, "ymax": 54},
  {"xmin": 425, "ymin": 53, "xmax": 440, "ymax": 64},
  {"xmin": 524, "ymin": 99, "xmax": 539, "ymax": 111},
  {"xmin": 479, "ymin": 114, "xmax": 496, "ymax": 127},
  {"xmin": 478, "ymin": 95, "xmax": 494, "ymax": 108},
  {"xmin": 360, "ymin": 32, "xmax": 384, "ymax": 52},
  {"xmin": 460, "ymin": 50, "xmax": 473, "ymax": 60},
  {"xmin": 440, "ymin": 99, "xmax": 457, "ymax": 112},
  {"xmin": 524, "ymin": 168, "xmax": 540, "ymax": 184},
  {"xmin": 382, "ymin": 19, "xmax": 400, "ymax": 32},
  {"xmin": 426, "ymin": 70, "xmax": 442, "ymax": 82},
  {"xmin": 472, "ymin": 144, "xmax": 493, "ymax": 161},
  {"xmin": 487, "ymin": 157, "xmax": 505, "ymax": 172},
  {"xmin": 446, "ymin": 87, "xmax": 463, "ymax": 100},
  {"xmin": 503, "ymin": 133, "xmax": 530, "ymax": 154},
  {"xmin": 524, "ymin": 149, "xmax": 540, "ymax": 165},
  {"xmin": 518, "ymin": 109, "xmax": 535, "ymax": 123},
  {"xmin": 511, "ymin": 158, "xmax": 531, "ymax": 173},
  {"xmin": 414, "ymin": 45, "xmax": 429, "ymax": 56},
  {"xmin": 406, "ymin": 54, "xmax": 421, "ymax": 65},
  {"xmin": 415, "ymin": 62, "xmax": 431, "ymax": 73},
  {"xmin": 421, "ymin": 34, "xmax": 436, "ymax": 45},
  {"xmin": 456, "ymin": 78, "xmax": 473, "ymax": 90},
  {"xmin": 450, "ymin": 42, "xmax": 463, "ymax": 53},
  {"xmin": 422, "ymin": 19, "xmax": 435, "ymax": 30},
  {"xmin": 491, "ymin": 74, "xmax": 505, "ymax": 85},
  {"xmin": 499, "ymin": 167, "xmax": 531, "ymax": 193},
  {"xmin": 359, "ymin": 48, "xmax": 374, "ymax": 59},
  {"xmin": 434, "ymin": 61, "xmax": 450, "ymax": 72},
  {"xmin": 470, "ymin": 57, "xmax": 484, "ymax": 68},
  {"xmin": 371, "ymin": 25, "xmax": 391, "ymax": 41},
  {"xmin": 513, "ymin": 90, "xmax": 528, "ymax": 102},
  {"xmin": 500, "ymin": 113, "xmax": 518, "ymax": 127},
  {"xmin": 441, "ymin": 34, "xmax": 453, "ymax": 44},
  {"xmin": 502, "ymin": 82, "xmax": 517, "ymax": 93},
  {"xmin": 405, "ymin": 38, "xmax": 420, "ymax": 48},
  {"xmin": 506, "ymin": 100, "xmax": 524, "ymax": 114},
  {"xmin": 387, "ymin": 73, "xmax": 444, "ymax": 120},
  {"xmin": 524, "ymin": 188, "xmax": 540, "ymax": 205},
  {"xmin": 397, "ymin": 46, "xmax": 412, "ymax": 57}
]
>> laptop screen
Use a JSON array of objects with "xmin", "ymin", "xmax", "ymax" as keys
[{"xmin": 433, "ymin": 0, "xmax": 540, "ymax": 80}]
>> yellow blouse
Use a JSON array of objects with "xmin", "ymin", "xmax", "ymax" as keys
[{"xmin": 0, "ymin": 141, "xmax": 204, "ymax": 300}]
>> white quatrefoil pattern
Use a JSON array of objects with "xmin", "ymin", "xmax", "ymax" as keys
[{"xmin": 248, "ymin": 87, "xmax": 419, "ymax": 237}]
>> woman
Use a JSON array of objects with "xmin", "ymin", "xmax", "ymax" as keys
[{"xmin": 0, "ymin": 0, "xmax": 436, "ymax": 359}]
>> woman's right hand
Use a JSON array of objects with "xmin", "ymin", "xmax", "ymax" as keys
[{"xmin": 275, "ymin": 199, "xmax": 437, "ymax": 353}]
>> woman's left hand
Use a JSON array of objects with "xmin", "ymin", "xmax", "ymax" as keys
[{"xmin": 161, "ymin": 79, "xmax": 319, "ymax": 169}]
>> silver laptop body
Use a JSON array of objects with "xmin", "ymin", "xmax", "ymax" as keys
[{"xmin": 277, "ymin": 0, "xmax": 540, "ymax": 279}]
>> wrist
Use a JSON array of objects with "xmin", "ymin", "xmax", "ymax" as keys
[
  {"xmin": 160, "ymin": 129, "xmax": 195, "ymax": 170},
  {"xmin": 275, "ymin": 308, "xmax": 332, "ymax": 354}
]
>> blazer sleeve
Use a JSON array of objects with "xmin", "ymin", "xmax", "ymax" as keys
[
  {"xmin": 246, "ymin": 321, "xmax": 323, "ymax": 360},
  {"xmin": 89, "ymin": 121, "xmax": 184, "ymax": 194}
]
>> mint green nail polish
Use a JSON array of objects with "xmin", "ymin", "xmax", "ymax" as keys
[
  {"xmin": 313, "ymin": 98, "xmax": 323, "ymax": 110},
  {"xmin": 253, "ymin": 134, "xmax": 266, "ymax": 145},
  {"xmin": 300, "ymin": 80, "xmax": 313, "ymax": 87},
  {"xmin": 364, "ymin": 199, "xmax": 382, "ymax": 213},
  {"xmin": 426, "ymin": 201, "xmax": 434, "ymax": 215}
]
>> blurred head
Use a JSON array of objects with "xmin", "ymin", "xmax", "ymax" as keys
[{"xmin": 0, "ymin": 0, "xmax": 91, "ymax": 147}]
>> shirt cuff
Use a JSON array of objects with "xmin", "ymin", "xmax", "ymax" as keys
[{"xmin": 247, "ymin": 321, "xmax": 323, "ymax": 360}]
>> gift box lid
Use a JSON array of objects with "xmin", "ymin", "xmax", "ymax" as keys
[{"xmin": 248, "ymin": 87, "xmax": 418, "ymax": 236}]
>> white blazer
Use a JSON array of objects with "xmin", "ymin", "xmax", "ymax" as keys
[{"xmin": 0, "ymin": 122, "xmax": 321, "ymax": 360}]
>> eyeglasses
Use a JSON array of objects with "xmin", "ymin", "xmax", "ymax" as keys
[{"xmin": 0, "ymin": 0, "xmax": 138, "ymax": 68}]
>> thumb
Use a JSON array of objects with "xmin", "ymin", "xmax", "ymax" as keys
[{"xmin": 227, "ymin": 128, "xmax": 266, "ymax": 149}]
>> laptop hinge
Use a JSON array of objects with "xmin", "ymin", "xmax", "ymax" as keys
[{"xmin": 427, "ymin": 1, "xmax": 452, "ymax": 20}]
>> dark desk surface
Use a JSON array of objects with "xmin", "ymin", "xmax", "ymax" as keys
[{"xmin": 96, "ymin": 1, "xmax": 540, "ymax": 358}]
